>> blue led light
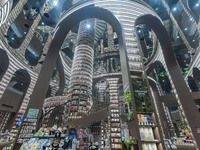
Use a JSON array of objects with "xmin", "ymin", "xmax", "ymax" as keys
[{"xmin": 173, "ymin": 7, "xmax": 177, "ymax": 11}]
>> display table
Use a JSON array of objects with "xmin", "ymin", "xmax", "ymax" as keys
[
  {"xmin": 0, "ymin": 141, "xmax": 13, "ymax": 148},
  {"xmin": 175, "ymin": 144, "xmax": 196, "ymax": 150},
  {"xmin": 103, "ymin": 148, "xmax": 111, "ymax": 150}
]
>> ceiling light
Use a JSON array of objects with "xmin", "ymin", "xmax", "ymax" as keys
[
  {"xmin": 193, "ymin": 40, "xmax": 195, "ymax": 42},
  {"xmin": 195, "ymin": 3, "xmax": 199, "ymax": 7},
  {"xmin": 184, "ymin": 28, "xmax": 188, "ymax": 31},
  {"xmin": 41, "ymin": 22, "xmax": 45, "ymax": 25},
  {"xmin": 138, "ymin": 30, "xmax": 141, "ymax": 33},
  {"xmin": 86, "ymin": 24, "xmax": 91, "ymax": 29},
  {"xmin": 190, "ymin": 18, "xmax": 193, "ymax": 21},
  {"xmin": 11, "ymin": 37, "xmax": 14, "ymax": 40},
  {"xmin": 53, "ymin": 0, "xmax": 58, "ymax": 6},
  {"xmin": 173, "ymin": 7, "xmax": 177, "ymax": 11},
  {"xmin": 177, "ymin": 36, "xmax": 179, "ymax": 39}
]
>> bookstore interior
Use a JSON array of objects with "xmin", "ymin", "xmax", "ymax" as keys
[{"xmin": 0, "ymin": 0, "xmax": 200, "ymax": 150}]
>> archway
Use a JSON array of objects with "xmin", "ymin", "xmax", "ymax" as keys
[
  {"xmin": 25, "ymin": 5, "xmax": 128, "ymax": 122},
  {"xmin": 148, "ymin": 77, "xmax": 174, "ymax": 139},
  {"xmin": 0, "ymin": 49, "xmax": 9, "ymax": 81},
  {"xmin": 25, "ymin": 32, "xmax": 48, "ymax": 66},
  {"xmin": 7, "ymin": 69, "xmax": 31, "ymax": 93},
  {"xmin": 147, "ymin": 61, "xmax": 172, "ymax": 95},
  {"xmin": 20, "ymin": 1, "xmax": 200, "ymax": 147},
  {"xmin": 135, "ymin": 14, "xmax": 200, "ymax": 147},
  {"xmin": 171, "ymin": 1, "xmax": 199, "ymax": 49},
  {"xmin": 20, "ymin": 5, "xmax": 136, "ymax": 149},
  {"xmin": 136, "ymin": 24, "xmax": 158, "ymax": 66},
  {"xmin": 7, "ymin": 11, "xmax": 35, "ymax": 49},
  {"xmin": 6, "ymin": 0, "xmax": 43, "ymax": 49},
  {"xmin": 0, "ymin": 69, "xmax": 31, "ymax": 131},
  {"xmin": 188, "ymin": 0, "xmax": 200, "ymax": 23}
]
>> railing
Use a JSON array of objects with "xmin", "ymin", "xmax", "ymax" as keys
[
  {"xmin": 60, "ymin": 0, "xmax": 94, "ymax": 19},
  {"xmin": 60, "ymin": 0, "xmax": 155, "ymax": 20},
  {"xmin": 40, "ymin": 95, "xmax": 110, "ymax": 128}
]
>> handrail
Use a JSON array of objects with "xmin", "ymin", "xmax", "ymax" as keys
[
  {"xmin": 40, "ymin": 96, "xmax": 110, "ymax": 127},
  {"xmin": 60, "ymin": 0, "xmax": 94, "ymax": 19},
  {"xmin": 130, "ymin": 0, "xmax": 156, "ymax": 12},
  {"xmin": 60, "ymin": 0, "xmax": 155, "ymax": 21}
]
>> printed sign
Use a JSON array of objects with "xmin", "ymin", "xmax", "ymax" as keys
[
  {"xmin": 27, "ymin": 108, "xmax": 39, "ymax": 118},
  {"xmin": 132, "ymin": 78, "xmax": 153, "ymax": 112}
]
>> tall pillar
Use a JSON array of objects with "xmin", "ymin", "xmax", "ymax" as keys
[{"xmin": 65, "ymin": 19, "xmax": 95, "ymax": 121}]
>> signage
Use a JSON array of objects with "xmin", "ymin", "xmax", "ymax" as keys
[
  {"xmin": 132, "ymin": 78, "xmax": 153, "ymax": 112},
  {"xmin": 27, "ymin": 108, "xmax": 39, "ymax": 118}
]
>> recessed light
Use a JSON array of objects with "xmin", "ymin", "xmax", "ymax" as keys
[
  {"xmin": 53, "ymin": 0, "xmax": 58, "ymax": 6},
  {"xmin": 173, "ymin": 7, "xmax": 177, "ymax": 11},
  {"xmin": 86, "ymin": 24, "xmax": 91, "ymax": 29}
]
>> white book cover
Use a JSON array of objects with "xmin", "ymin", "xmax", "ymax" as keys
[
  {"xmin": 144, "ymin": 128, "xmax": 150, "ymax": 141},
  {"xmin": 139, "ymin": 128, "xmax": 145, "ymax": 140},
  {"xmin": 142, "ymin": 143, "xmax": 147, "ymax": 150},
  {"xmin": 152, "ymin": 143, "xmax": 157, "ymax": 150},
  {"xmin": 148, "ymin": 128, "xmax": 154, "ymax": 140}
]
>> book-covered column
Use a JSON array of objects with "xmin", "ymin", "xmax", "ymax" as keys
[
  {"xmin": 64, "ymin": 19, "xmax": 95, "ymax": 121},
  {"xmin": 108, "ymin": 78, "xmax": 122, "ymax": 149}
]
